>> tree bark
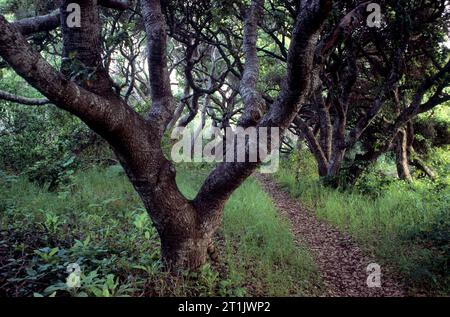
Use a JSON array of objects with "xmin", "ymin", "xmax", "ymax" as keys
[{"xmin": 395, "ymin": 129, "xmax": 412, "ymax": 181}]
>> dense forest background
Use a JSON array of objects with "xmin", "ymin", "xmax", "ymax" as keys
[{"xmin": 0, "ymin": 0, "xmax": 449, "ymax": 297}]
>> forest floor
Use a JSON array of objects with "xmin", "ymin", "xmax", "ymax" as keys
[
  {"xmin": 2, "ymin": 165, "xmax": 445, "ymax": 296},
  {"xmin": 257, "ymin": 174, "xmax": 406, "ymax": 297}
]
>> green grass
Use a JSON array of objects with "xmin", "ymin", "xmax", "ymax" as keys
[
  {"xmin": 0, "ymin": 165, "xmax": 322, "ymax": 297},
  {"xmin": 177, "ymin": 166, "xmax": 322, "ymax": 296},
  {"xmin": 275, "ymin": 152, "xmax": 450, "ymax": 295}
]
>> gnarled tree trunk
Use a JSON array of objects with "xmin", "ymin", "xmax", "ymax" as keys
[{"xmin": 0, "ymin": 0, "xmax": 334, "ymax": 272}]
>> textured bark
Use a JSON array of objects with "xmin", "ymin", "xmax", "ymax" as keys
[
  {"xmin": 238, "ymin": 0, "xmax": 267, "ymax": 128},
  {"xmin": 0, "ymin": 16, "xmax": 135, "ymax": 135},
  {"xmin": 135, "ymin": 0, "xmax": 217, "ymax": 269},
  {"xmin": 0, "ymin": 9, "xmax": 198, "ymax": 270},
  {"xmin": 141, "ymin": 0, "xmax": 176, "ymax": 137},
  {"xmin": 317, "ymin": 97, "xmax": 332, "ymax": 161},
  {"xmin": 296, "ymin": 117, "xmax": 329, "ymax": 177},
  {"xmin": 60, "ymin": 0, "xmax": 115, "ymax": 96},
  {"xmin": 395, "ymin": 129, "xmax": 412, "ymax": 181},
  {"xmin": 166, "ymin": 85, "xmax": 191, "ymax": 131},
  {"xmin": 11, "ymin": 10, "xmax": 60, "ymax": 36}
]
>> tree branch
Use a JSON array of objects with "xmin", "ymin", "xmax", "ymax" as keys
[
  {"xmin": 316, "ymin": 1, "xmax": 370, "ymax": 60},
  {"xmin": 11, "ymin": 10, "xmax": 60, "ymax": 36},
  {"xmin": 194, "ymin": 0, "xmax": 333, "ymax": 216},
  {"xmin": 0, "ymin": 89, "xmax": 51, "ymax": 106},
  {"xmin": 141, "ymin": 0, "xmax": 176, "ymax": 135},
  {"xmin": 0, "ymin": 15, "xmax": 142, "ymax": 140},
  {"xmin": 10, "ymin": 1, "xmax": 129, "ymax": 36},
  {"xmin": 238, "ymin": 0, "xmax": 267, "ymax": 128},
  {"xmin": 99, "ymin": 0, "xmax": 130, "ymax": 10}
]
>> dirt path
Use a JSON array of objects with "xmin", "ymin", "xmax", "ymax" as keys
[{"xmin": 257, "ymin": 175, "xmax": 406, "ymax": 297}]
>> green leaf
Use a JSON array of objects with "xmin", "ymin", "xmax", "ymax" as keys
[
  {"xmin": 102, "ymin": 288, "xmax": 110, "ymax": 297},
  {"xmin": 49, "ymin": 247, "xmax": 59, "ymax": 257},
  {"xmin": 91, "ymin": 288, "xmax": 102, "ymax": 297},
  {"xmin": 62, "ymin": 156, "xmax": 76, "ymax": 168}
]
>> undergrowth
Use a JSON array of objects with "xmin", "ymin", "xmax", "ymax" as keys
[
  {"xmin": 275, "ymin": 150, "xmax": 449, "ymax": 296},
  {"xmin": 0, "ymin": 165, "xmax": 322, "ymax": 297}
]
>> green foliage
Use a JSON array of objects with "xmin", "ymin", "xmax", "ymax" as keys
[
  {"xmin": 0, "ymin": 70, "xmax": 115, "ymax": 190},
  {"xmin": 0, "ymin": 166, "xmax": 322, "ymax": 297},
  {"xmin": 177, "ymin": 165, "xmax": 323, "ymax": 296},
  {"xmin": 222, "ymin": 178, "xmax": 322, "ymax": 296},
  {"xmin": 61, "ymin": 53, "xmax": 99, "ymax": 85},
  {"xmin": 276, "ymin": 151, "xmax": 450, "ymax": 295},
  {"xmin": 415, "ymin": 105, "xmax": 450, "ymax": 153}
]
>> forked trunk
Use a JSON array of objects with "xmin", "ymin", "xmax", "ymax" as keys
[{"xmin": 115, "ymin": 147, "xmax": 219, "ymax": 271}]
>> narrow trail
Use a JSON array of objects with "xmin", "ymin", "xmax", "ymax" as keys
[{"xmin": 257, "ymin": 175, "xmax": 406, "ymax": 297}]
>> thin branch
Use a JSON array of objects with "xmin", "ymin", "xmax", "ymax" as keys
[{"xmin": 0, "ymin": 89, "xmax": 51, "ymax": 106}]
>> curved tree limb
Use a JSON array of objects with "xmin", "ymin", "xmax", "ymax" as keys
[
  {"xmin": 0, "ymin": 15, "xmax": 143, "ymax": 141},
  {"xmin": 194, "ymin": 0, "xmax": 333, "ymax": 216}
]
